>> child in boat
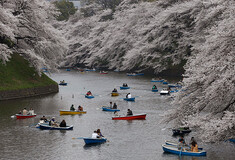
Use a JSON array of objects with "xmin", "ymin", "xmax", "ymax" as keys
[
  {"xmin": 70, "ymin": 104, "xmax": 75, "ymax": 111},
  {"xmin": 78, "ymin": 105, "xmax": 83, "ymax": 111},
  {"xmin": 112, "ymin": 88, "xmax": 117, "ymax": 92},
  {"xmin": 59, "ymin": 120, "xmax": 66, "ymax": 127}
]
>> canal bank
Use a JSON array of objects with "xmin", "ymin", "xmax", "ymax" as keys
[{"xmin": 0, "ymin": 53, "xmax": 58, "ymax": 100}]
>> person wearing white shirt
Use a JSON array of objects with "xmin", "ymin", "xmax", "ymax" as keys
[
  {"xmin": 127, "ymin": 93, "xmax": 131, "ymax": 98},
  {"xmin": 92, "ymin": 131, "xmax": 99, "ymax": 138}
]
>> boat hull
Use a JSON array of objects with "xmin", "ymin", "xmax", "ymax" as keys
[
  {"xmin": 111, "ymin": 92, "xmax": 119, "ymax": 96},
  {"xmin": 229, "ymin": 139, "xmax": 235, "ymax": 143},
  {"xmin": 59, "ymin": 110, "xmax": 87, "ymax": 115},
  {"xmin": 151, "ymin": 80, "xmax": 164, "ymax": 82},
  {"xmin": 102, "ymin": 107, "xmax": 120, "ymax": 112},
  {"xmin": 85, "ymin": 95, "xmax": 94, "ymax": 99},
  {"xmin": 123, "ymin": 97, "xmax": 135, "ymax": 101},
  {"xmin": 120, "ymin": 86, "xmax": 130, "ymax": 90},
  {"xmin": 162, "ymin": 144, "xmax": 206, "ymax": 156},
  {"xmin": 83, "ymin": 138, "xmax": 107, "ymax": 144},
  {"xmin": 39, "ymin": 124, "xmax": 73, "ymax": 130},
  {"xmin": 112, "ymin": 114, "xmax": 146, "ymax": 120},
  {"xmin": 59, "ymin": 83, "xmax": 67, "ymax": 86},
  {"xmin": 152, "ymin": 89, "xmax": 158, "ymax": 92},
  {"xmin": 163, "ymin": 82, "xmax": 168, "ymax": 84},
  {"xmin": 172, "ymin": 128, "xmax": 191, "ymax": 136},
  {"xmin": 15, "ymin": 114, "xmax": 36, "ymax": 119}
]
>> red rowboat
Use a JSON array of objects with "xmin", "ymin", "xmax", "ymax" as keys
[
  {"xmin": 112, "ymin": 113, "xmax": 146, "ymax": 120},
  {"xmin": 15, "ymin": 114, "xmax": 37, "ymax": 119}
]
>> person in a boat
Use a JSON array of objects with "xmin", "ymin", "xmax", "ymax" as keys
[
  {"xmin": 109, "ymin": 102, "xmax": 113, "ymax": 108},
  {"xmin": 178, "ymin": 139, "xmax": 186, "ymax": 151},
  {"xmin": 178, "ymin": 136, "xmax": 186, "ymax": 144},
  {"xmin": 22, "ymin": 108, "xmax": 28, "ymax": 115},
  {"xmin": 126, "ymin": 93, "xmax": 131, "ymax": 98},
  {"xmin": 62, "ymin": 80, "xmax": 65, "ymax": 83},
  {"xmin": 49, "ymin": 117, "xmax": 59, "ymax": 127},
  {"xmin": 86, "ymin": 91, "xmax": 92, "ymax": 96},
  {"xmin": 40, "ymin": 116, "xmax": 47, "ymax": 122},
  {"xmin": 92, "ymin": 130, "xmax": 100, "ymax": 138},
  {"xmin": 113, "ymin": 103, "xmax": 117, "ymax": 109},
  {"xmin": 152, "ymin": 85, "xmax": 157, "ymax": 89},
  {"xmin": 70, "ymin": 104, "xmax": 75, "ymax": 111},
  {"xmin": 112, "ymin": 88, "xmax": 117, "ymax": 92},
  {"xmin": 123, "ymin": 83, "xmax": 128, "ymax": 87},
  {"xmin": 127, "ymin": 109, "xmax": 133, "ymax": 116},
  {"xmin": 59, "ymin": 120, "xmax": 66, "ymax": 127},
  {"xmin": 18, "ymin": 111, "xmax": 22, "ymax": 114},
  {"xmin": 97, "ymin": 129, "xmax": 104, "ymax": 137},
  {"xmin": 191, "ymin": 141, "xmax": 199, "ymax": 152},
  {"xmin": 29, "ymin": 108, "xmax": 34, "ymax": 115},
  {"xmin": 78, "ymin": 105, "xmax": 83, "ymax": 111}
]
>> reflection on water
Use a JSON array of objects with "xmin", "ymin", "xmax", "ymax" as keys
[{"xmin": 0, "ymin": 71, "xmax": 234, "ymax": 160}]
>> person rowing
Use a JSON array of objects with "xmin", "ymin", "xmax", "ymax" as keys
[{"xmin": 127, "ymin": 109, "xmax": 133, "ymax": 116}]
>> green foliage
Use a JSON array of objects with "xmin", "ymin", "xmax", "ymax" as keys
[
  {"xmin": 54, "ymin": 0, "xmax": 77, "ymax": 21},
  {"xmin": 0, "ymin": 54, "xmax": 57, "ymax": 91}
]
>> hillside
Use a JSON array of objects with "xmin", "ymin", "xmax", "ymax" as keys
[{"xmin": 0, "ymin": 53, "xmax": 57, "ymax": 91}]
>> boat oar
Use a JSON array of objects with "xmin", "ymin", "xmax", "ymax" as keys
[{"xmin": 72, "ymin": 137, "xmax": 84, "ymax": 139}]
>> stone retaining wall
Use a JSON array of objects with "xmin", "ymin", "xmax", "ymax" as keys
[{"xmin": 0, "ymin": 84, "xmax": 58, "ymax": 100}]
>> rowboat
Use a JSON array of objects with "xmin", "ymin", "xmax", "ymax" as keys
[
  {"xmin": 172, "ymin": 127, "xmax": 191, "ymax": 136},
  {"xmin": 15, "ymin": 114, "xmax": 36, "ymax": 119},
  {"xmin": 59, "ymin": 110, "xmax": 87, "ymax": 115},
  {"xmin": 163, "ymin": 81, "xmax": 168, "ymax": 84},
  {"xmin": 39, "ymin": 124, "xmax": 73, "ymax": 130},
  {"xmin": 152, "ymin": 89, "xmax": 158, "ymax": 92},
  {"xmin": 151, "ymin": 79, "xmax": 164, "ymax": 82},
  {"xmin": 160, "ymin": 89, "xmax": 170, "ymax": 95},
  {"xmin": 36, "ymin": 120, "xmax": 49, "ymax": 128},
  {"xmin": 120, "ymin": 86, "xmax": 130, "ymax": 90},
  {"xmin": 162, "ymin": 144, "xmax": 206, "ymax": 156},
  {"xmin": 59, "ymin": 82, "xmax": 67, "ymax": 86},
  {"xmin": 229, "ymin": 139, "xmax": 235, "ymax": 143},
  {"xmin": 126, "ymin": 73, "xmax": 144, "ymax": 76},
  {"xmin": 111, "ymin": 92, "xmax": 119, "ymax": 96},
  {"xmin": 165, "ymin": 140, "xmax": 204, "ymax": 150},
  {"xmin": 168, "ymin": 84, "xmax": 182, "ymax": 88},
  {"xmin": 112, "ymin": 113, "xmax": 146, "ymax": 120},
  {"xmin": 170, "ymin": 90, "xmax": 179, "ymax": 93},
  {"xmin": 123, "ymin": 97, "xmax": 135, "ymax": 101},
  {"xmin": 85, "ymin": 95, "xmax": 94, "ymax": 99},
  {"xmin": 83, "ymin": 137, "xmax": 107, "ymax": 145},
  {"xmin": 66, "ymin": 69, "xmax": 71, "ymax": 71},
  {"xmin": 102, "ymin": 107, "xmax": 120, "ymax": 112}
]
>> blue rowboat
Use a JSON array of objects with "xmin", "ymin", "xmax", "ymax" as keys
[
  {"xmin": 85, "ymin": 95, "xmax": 94, "ymax": 99},
  {"xmin": 126, "ymin": 73, "xmax": 144, "ymax": 76},
  {"xmin": 83, "ymin": 137, "xmax": 107, "ymax": 144},
  {"xmin": 151, "ymin": 80, "xmax": 164, "ymax": 82},
  {"xmin": 170, "ymin": 90, "xmax": 179, "ymax": 93},
  {"xmin": 102, "ymin": 107, "xmax": 120, "ymax": 112},
  {"xmin": 123, "ymin": 97, "xmax": 135, "ymax": 101},
  {"xmin": 165, "ymin": 141, "xmax": 203, "ymax": 150},
  {"xmin": 163, "ymin": 81, "xmax": 168, "ymax": 84},
  {"xmin": 162, "ymin": 144, "xmax": 206, "ymax": 156},
  {"xmin": 59, "ymin": 83, "xmax": 67, "ymax": 86},
  {"xmin": 229, "ymin": 139, "xmax": 235, "ymax": 143},
  {"xmin": 39, "ymin": 124, "xmax": 73, "ymax": 130},
  {"xmin": 120, "ymin": 86, "xmax": 130, "ymax": 90},
  {"xmin": 66, "ymin": 69, "xmax": 71, "ymax": 71},
  {"xmin": 152, "ymin": 89, "xmax": 158, "ymax": 92}
]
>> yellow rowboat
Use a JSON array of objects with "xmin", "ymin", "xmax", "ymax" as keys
[
  {"xmin": 59, "ymin": 110, "xmax": 87, "ymax": 115},
  {"xmin": 111, "ymin": 92, "xmax": 119, "ymax": 96}
]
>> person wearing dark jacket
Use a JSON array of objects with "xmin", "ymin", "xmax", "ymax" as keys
[
  {"xmin": 60, "ymin": 120, "xmax": 66, "ymax": 127},
  {"xmin": 127, "ymin": 109, "xmax": 133, "ymax": 116}
]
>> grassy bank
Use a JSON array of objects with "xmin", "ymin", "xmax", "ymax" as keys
[{"xmin": 0, "ymin": 53, "xmax": 57, "ymax": 91}]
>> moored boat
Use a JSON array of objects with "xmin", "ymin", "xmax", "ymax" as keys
[
  {"xmin": 172, "ymin": 127, "xmax": 191, "ymax": 136},
  {"xmin": 102, "ymin": 107, "xmax": 120, "ymax": 112},
  {"xmin": 151, "ymin": 79, "xmax": 164, "ymax": 82},
  {"xmin": 59, "ymin": 110, "xmax": 87, "ymax": 115},
  {"xmin": 85, "ymin": 95, "xmax": 94, "ymax": 99},
  {"xmin": 111, "ymin": 92, "xmax": 119, "ymax": 96},
  {"xmin": 162, "ymin": 144, "xmax": 206, "ymax": 156},
  {"xmin": 15, "ymin": 114, "xmax": 36, "ymax": 119},
  {"xmin": 160, "ymin": 89, "xmax": 170, "ymax": 95},
  {"xmin": 123, "ymin": 97, "xmax": 135, "ymax": 101},
  {"xmin": 83, "ymin": 137, "xmax": 107, "ymax": 145},
  {"xmin": 39, "ymin": 124, "xmax": 73, "ymax": 130},
  {"xmin": 112, "ymin": 113, "xmax": 146, "ymax": 120},
  {"xmin": 126, "ymin": 73, "xmax": 144, "ymax": 76},
  {"xmin": 120, "ymin": 86, "xmax": 130, "ymax": 90}
]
